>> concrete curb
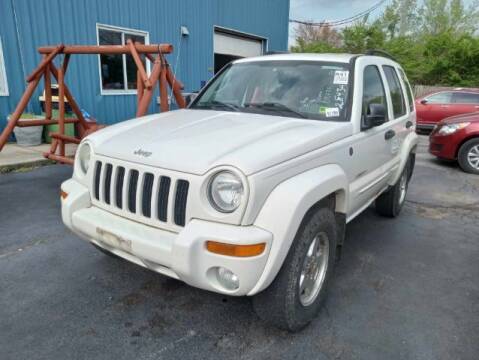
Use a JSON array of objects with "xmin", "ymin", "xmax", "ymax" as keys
[{"xmin": 0, "ymin": 159, "xmax": 55, "ymax": 174}]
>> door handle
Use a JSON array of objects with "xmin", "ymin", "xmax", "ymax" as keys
[
  {"xmin": 385, "ymin": 129, "xmax": 396, "ymax": 140},
  {"xmin": 406, "ymin": 121, "xmax": 413, "ymax": 129}
]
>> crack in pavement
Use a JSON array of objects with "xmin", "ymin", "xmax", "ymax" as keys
[
  {"xmin": 406, "ymin": 199, "xmax": 479, "ymax": 212},
  {"xmin": 0, "ymin": 238, "xmax": 49, "ymax": 259}
]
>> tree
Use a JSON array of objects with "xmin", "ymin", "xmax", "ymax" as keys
[
  {"xmin": 422, "ymin": 32, "xmax": 479, "ymax": 86},
  {"xmin": 342, "ymin": 23, "xmax": 385, "ymax": 53},
  {"xmin": 294, "ymin": 22, "xmax": 342, "ymax": 47},
  {"xmin": 419, "ymin": 0, "xmax": 479, "ymax": 35},
  {"xmin": 376, "ymin": 0, "xmax": 419, "ymax": 38},
  {"xmin": 290, "ymin": 0, "xmax": 479, "ymax": 87}
]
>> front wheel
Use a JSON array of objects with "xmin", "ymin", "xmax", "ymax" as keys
[{"xmin": 252, "ymin": 206, "xmax": 337, "ymax": 332}]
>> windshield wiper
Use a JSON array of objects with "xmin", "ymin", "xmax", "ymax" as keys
[
  {"xmin": 198, "ymin": 100, "xmax": 240, "ymax": 112},
  {"xmin": 244, "ymin": 102, "xmax": 308, "ymax": 119}
]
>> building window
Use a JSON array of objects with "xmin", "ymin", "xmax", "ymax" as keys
[
  {"xmin": 96, "ymin": 24, "xmax": 149, "ymax": 94},
  {"xmin": 0, "ymin": 37, "xmax": 9, "ymax": 96}
]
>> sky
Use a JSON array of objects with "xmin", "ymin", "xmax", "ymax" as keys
[
  {"xmin": 289, "ymin": 0, "xmax": 387, "ymax": 44},
  {"xmin": 289, "ymin": 0, "xmax": 476, "ymax": 45}
]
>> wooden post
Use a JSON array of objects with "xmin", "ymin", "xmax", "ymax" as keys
[
  {"xmin": 0, "ymin": 75, "xmax": 42, "ymax": 150},
  {"xmin": 127, "ymin": 40, "xmax": 151, "ymax": 89},
  {"xmin": 159, "ymin": 66, "xmax": 169, "ymax": 112},
  {"xmin": 165, "ymin": 65, "xmax": 186, "ymax": 108},
  {"xmin": 26, "ymin": 44, "xmax": 64, "ymax": 82},
  {"xmin": 136, "ymin": 60, "xmax": 162, "ymax": 117},
  {"xmin": 137, "ymin": 70, "xmax": 144, "ymax": 108},
  {"xmin": 38, "ymin": 44, "xmax": 173, "ymax": 55},
  {"xmin": 62, "ymin": 53, "xmax": 71, "ymax": 74},
  {"xmin": 57, "ymin": 66, "xmax": 65, "ymax": 157},
  {"xmin": 44, "ymin": 66, "xmax": 52, "ymax": 120},
  {"xmin": 49, "ymin": 63, "xmax": 89, "ymax": 135}
]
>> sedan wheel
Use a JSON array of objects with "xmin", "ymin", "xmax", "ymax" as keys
[
  {"xmin": 467, "ymin": 145, "xmax": 479, "ymax": 170},
  {"xmin": 458, "ymin": 138, "xmax": 479, "ymax": 175}
]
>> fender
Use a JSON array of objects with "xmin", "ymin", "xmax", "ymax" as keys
[
  {"xmin": 248, "ymin": 164, "xmax": 348, "ymax": 295},
  {"xmin": 388, "ymin": 131, "xmax": 418, "ymax": 185}
]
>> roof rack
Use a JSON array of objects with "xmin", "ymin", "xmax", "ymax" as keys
[{"xmin": 365, "ymin": 49, "xmax": 397, "ymax": 61}]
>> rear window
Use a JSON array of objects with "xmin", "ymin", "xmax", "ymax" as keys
[
  {"xmin": 398, "ymin": 68, "xmax": 414, "ymax": 111},
  {"xmin": 452, "ymin": 92, "xmax": 479, "ymax": 104},
  {"xmin": 382, "ymin": 66, "xmax": 407, "ymax": 118}
]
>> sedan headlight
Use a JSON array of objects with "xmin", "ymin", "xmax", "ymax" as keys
[
  {"xmin": 438, "ymin": 122, "xmax": 470, "ymax": 135},
  {"xmin": 208, "ymin": 171, "xmax": 244, "ymax": 213},
  {"xmin": 77, "ymin": 142, "xmax": 91, "ymax": 175}
]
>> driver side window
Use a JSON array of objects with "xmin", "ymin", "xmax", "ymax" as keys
[{"xmin": 362, "ymin": 65, "xmax": 388, "ymax": 121}]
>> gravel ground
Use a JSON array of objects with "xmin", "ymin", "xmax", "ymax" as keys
[{"xmin": 1, "ymin": 135, "xmax": 478, "ymax": 360}]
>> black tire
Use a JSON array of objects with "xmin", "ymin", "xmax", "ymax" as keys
[
  {"xmin": 92, "ymin": 243, "xmax": 122, "ymax": 260},
  {"xmin": 457, "ymin": 138, "xmax": 479, "ymax": 175},
  {"xmin": 252, "ymin": 206, "xmax": 337, "ymax": 332},
  {"xmin": 375, "ymin": 161, "xmax": 409, "ymax": 217}
]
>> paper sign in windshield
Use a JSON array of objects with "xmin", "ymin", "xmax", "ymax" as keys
[
  {"xmin": 325, "ymin": 107, "xmax": 340, "ymax": 117},
  {"xmin": 333, "ymin": 71, "xmax": 349, "ymax": 85}
]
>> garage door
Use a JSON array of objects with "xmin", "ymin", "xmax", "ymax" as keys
[{"xmin": 213, "ymin": 30, "xmax": 264, "ymax": 73}]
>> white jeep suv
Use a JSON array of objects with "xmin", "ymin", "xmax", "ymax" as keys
[{"xmin": 61, "ymin": 53, "xmax": 418, "ymax": 331}]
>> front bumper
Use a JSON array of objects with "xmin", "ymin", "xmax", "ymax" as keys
[
  {"xmin": 61, "ymin": 179, "xmax": 272, "ymax": 296},
  {"xmin": 429, "ymin": 133, "xmax": 458, "ymax": 160}
]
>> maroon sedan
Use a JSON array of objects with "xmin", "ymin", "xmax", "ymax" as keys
[
  {"xmin": 416, "ymin": 89, "xmax": 479, "ymax": 131},
  {"xmin": 429, "ymin": 112, "xmax": 479, "ymax": 174}
]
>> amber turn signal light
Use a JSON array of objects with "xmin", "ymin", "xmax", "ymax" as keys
[
  {"xmin": 206, "ymin": 241, "xmax": 266, "ymax": 257},
  {"xmin": 60, "ymin": 190, "xmax": 68, "ymax": 199}
]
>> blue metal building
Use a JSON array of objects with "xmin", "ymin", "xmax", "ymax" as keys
[{"xmin": 0, "ymin": 0, "xmax": 290, "ymax": 134}]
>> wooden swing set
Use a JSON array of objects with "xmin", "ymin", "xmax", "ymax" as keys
[{"xmin": 0, "ymin": 41, "xmax": 186, "ymax": 164}]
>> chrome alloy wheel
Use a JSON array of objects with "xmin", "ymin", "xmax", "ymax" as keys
[
  {"xmin": 398, "ymin": 170, "xmax": 408, "ymax": 205},
  {"xmin": 299, "ymin": 232, "xmax": 329, "ymax": 306},
  {"xmin": 467, "ymin": 145, "xmax": 479, "ymax": 170}
]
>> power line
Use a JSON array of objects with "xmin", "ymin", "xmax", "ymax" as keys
[
  {"xmin": 290, "ymin": 0, "xmax": 387, "ymax": 26},
  {"xmin": 289, "ymin": 0, "xmax": 388, "ymax": 27}
]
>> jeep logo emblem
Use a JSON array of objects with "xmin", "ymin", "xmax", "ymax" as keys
[{"xmin": 133, "ymin": 149, "xmax": 152, "ymax": 157}]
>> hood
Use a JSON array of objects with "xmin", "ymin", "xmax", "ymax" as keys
[
  {"xmin": 440, "ymin": 112, "xmax": 479, "ymax": 125},
  {"xmin": 88, "ymin": 109, "xmax": 353, "ymax": 175}
]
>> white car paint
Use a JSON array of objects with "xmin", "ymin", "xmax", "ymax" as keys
[{"xmin": 61, "ymin": 53, "xmax": 418, "ymax": 296}]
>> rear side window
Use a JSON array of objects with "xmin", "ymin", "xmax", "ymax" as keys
[
  {"xmin": 398, "ymin": 68, "xmax": 414, "ymax": 111},
  {"xmin": 452, "ymin": 92, "xmax": 479, "ymax": 104},
  {"xmin": 426, "ymin": 92, "xmax": 453, "ymax": 104},
  {"xmin": 383, "ymin": 66, "xmax": 407, "ymax": 118},
  {"xmin": 363, "ymin": 65, "xmax": 388, "ymax": 121}
]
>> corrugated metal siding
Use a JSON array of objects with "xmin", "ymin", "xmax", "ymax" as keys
[{"xmin": 0, "ymin": 0, "xmax": 289, "ymax": 134}]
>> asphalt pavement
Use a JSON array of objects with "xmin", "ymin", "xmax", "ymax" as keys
[{"xmin": 1, "ymin": 136, "xmax": 478, "ymax": 360}]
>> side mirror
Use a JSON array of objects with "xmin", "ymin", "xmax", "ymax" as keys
[
  {"xmin": 184, "ymin": 92, "xmax": 198, "ymax": 107},
  {"xmin": 420, "ymin": 99, "xmax": 428, "ymax": 105},
  {"xmin": 363, "ymin": 103, "xmax": 387, "ymax": 129}
]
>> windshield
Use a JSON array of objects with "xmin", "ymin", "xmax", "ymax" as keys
[{"xmin": 192, "ymin": 60, "xmax": 351, "ymax": 121}]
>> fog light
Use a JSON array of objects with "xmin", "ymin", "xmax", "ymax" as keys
[{"xmin": 216, "ymin": 267, "xmax": 240, "ymax": 291}]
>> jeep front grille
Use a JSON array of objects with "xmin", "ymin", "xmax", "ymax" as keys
[{"xmin": 92, "ymin": 160, "xmax": 189, "ymax": 227}]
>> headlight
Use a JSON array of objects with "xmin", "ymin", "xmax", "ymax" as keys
[
  {"xmin": 77, "ymin": 143, "xmax": 91, "ymax": 175},
  {"xmin": 438, "ymin": 122, "xmax": 470, "ymax": 135},
  {"xmin": 208, "ymin": 171, "xmax": 244, "ymax": 213}
]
